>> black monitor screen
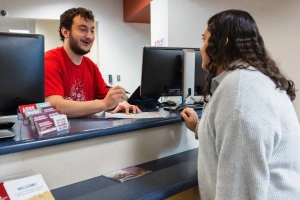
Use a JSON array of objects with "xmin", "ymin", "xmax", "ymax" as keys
[
  {"xmin": 0, "ymin": 32, "xmax": 44, "ymax": 115},
  {"xmin": 140, "ymin": 46, "xmax": 206, "ymax": 98}
]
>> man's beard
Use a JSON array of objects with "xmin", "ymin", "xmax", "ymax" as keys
[{"xmin": 69, "ymin": 33, "xmax": 92, "ymax": 55}]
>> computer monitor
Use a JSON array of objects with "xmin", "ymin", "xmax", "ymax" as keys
[
  {"xmin": 0, "ymin": 32, "xmax": 44, "ymax": 116},
  {"xmin": 140, "ymin": 46, "xmax": 206, "ymax": 98}
]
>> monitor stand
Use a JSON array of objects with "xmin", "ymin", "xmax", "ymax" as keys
[
  {"xmin": 127, "ymin": 86, "xmax": 160, "ymax": 111},
  {"xmin": 182, "ymin": 49, "xmax": 195, "ymax": 104}
]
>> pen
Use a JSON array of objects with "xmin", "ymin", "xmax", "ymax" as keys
[{"xmin": 106, "ymin": 85, "xmax": 130, "ymax": 94}]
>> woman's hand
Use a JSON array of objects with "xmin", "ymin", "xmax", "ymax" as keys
[{"xmin": 180, "ymin": 107, "xmax": 198, "ymax": 133}]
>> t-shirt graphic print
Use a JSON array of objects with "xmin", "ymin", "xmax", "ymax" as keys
[{"xmin": 65, "ymin": 79, "xmax": 86, "ymax": 101}]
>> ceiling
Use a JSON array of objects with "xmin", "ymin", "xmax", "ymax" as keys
[{"xmin": 0, "ymin": 1, "xmax": 151, "ymax": 33}]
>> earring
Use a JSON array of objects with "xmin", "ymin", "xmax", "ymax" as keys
[{"xmin": 225, "ymin": 58, "xmax": 229, "ymax": 66}]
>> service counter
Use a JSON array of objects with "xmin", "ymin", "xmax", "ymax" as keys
[
  {"xmin": 0, "ymin": 108, "xmax": 201, "ymax": 194},
  {"xmin": 52, "ymin": 148, "xmax": 198, "ymax": 200}
]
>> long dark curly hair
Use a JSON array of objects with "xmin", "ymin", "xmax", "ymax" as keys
[
  {"xmin": 59, "ymin": 7, "xmax": 94, "ymax": 42},
  {"xmin": 202, "ymin": 9, "xmax": 296, "ymax": 102}
]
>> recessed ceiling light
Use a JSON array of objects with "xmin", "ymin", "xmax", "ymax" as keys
[{"xmin": 9, "ymin": 29, "xmax": 30, "ymax": 33}]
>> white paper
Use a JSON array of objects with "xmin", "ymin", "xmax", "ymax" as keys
[
  {"xmin": 4, "ymin": 174, "xmax": 54, "ymax": 200},
  {"xmin": 105, "ymin": 111, "xmax": 165, "ymax": 119}
]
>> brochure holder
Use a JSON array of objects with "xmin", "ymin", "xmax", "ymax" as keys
[
  {"xmin": 17, "ymin": 109, "xmax": 30, "ymax": 126},
  {"xmin": 16, "ymin": 104, "xmax": 71, "ymax": 137}
]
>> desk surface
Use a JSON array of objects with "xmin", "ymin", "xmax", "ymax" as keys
[
  {"xmin": 51, "ymin": 148, "xmax": 198, "ymax": 200},
  {"xmin": 0, "ymin": 109, "xmax": 202, "ymax": 156}
]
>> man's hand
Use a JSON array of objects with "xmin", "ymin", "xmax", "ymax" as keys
[
  {"xmin": 180, "ymin": 107, "xmax": 198, "ymax": 133},
  {"xmin": 110, "ymin": 101, "xmax": 142, "ymax": 114},
  {"xmin": 103, "ymin": 85, "xmax": 126, "ymax": 110}
]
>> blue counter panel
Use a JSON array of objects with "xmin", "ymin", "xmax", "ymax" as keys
[
  {"xmin": 52, "ymin": 148, "xmax": 198, "ymax": 200},
  {"xmin": 0, "ymin": 109, "xmax": 202, "ymax": 155}
]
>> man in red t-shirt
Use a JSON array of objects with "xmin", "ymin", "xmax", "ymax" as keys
[{"xmin": 45, "ymin": 7, "xmax": 141, "ymax": 118}]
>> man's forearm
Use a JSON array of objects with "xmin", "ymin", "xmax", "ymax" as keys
[{"xmin": 45, "ymin": 95, "xmax": 107, "ymax": 118}]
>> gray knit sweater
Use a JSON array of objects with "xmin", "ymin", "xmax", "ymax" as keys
[{"xmin": 196, "ymin": 60, "xmax": 300, "ymax": 200}]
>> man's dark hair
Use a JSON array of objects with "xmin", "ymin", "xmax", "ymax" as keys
[
  {"xmin": 59, "ymin": 7, "xmax": 95, "ymax": 41},
  {"xmin": 202, "ymin": 9, "xmax": 296, "ymax": 102}
]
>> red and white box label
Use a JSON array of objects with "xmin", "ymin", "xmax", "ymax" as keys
[
  {"xmin": 41, "ymin": 106, "xmax": 56, "ymax": 113},
  {"xmin": 18, "ymin": 104, "xmax": 37, "ymax": 117},
  {"xmin": 35, "ymin": 118, "xmax": 57, "ymax": 135},
  {"xmin": 47, "ymin": 110, "xmax": 61, "ymax": 118},
  {"xmin": 29, "ymin": 113, "xmax": 49, "ymax": 126},
  {"xmin": 51, "ymin": 114, "xmax": 69, "ymax": 131}
]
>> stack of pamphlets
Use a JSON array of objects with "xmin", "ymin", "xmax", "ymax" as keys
[
  {"xmin": 18, "ymin": 102, "xmax": 69, "ymax": 135},
  {"xmin": 103, "ymin": 166, "xmax": 151, "ymax": 182},
  {"xmin": 105, "ymin": 111, "xmax": 165, "ymax": 119}
]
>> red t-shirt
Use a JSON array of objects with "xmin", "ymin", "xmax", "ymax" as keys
[{"xmin": 45, "ymin": 47, "xmax": 109, "ymax": 101}]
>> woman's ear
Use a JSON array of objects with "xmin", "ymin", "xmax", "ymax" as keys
[{"xmin": 225, "ymin": 38, "xmax": 228, "ymax": 46}]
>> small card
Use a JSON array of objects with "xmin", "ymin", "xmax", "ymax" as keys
[
  {"xmin": 35, "ymin": 118, "xmax": 57, "ymax": 135},
  {"xmin": 18, "ymin": 104, "xmax": 37, "ymax": 117},
  {"xmin": 24, "ymin": 109, "xmax": 40, "ymax": 119},
  {"xmin": 29, "ymin": 113, "xmax": 49, "ymax": 126},
  {"xmin": 41, "ymin": 106, "xmax": 56, "ymax": 113},
  {"xmin": 103, "ymin": 166, "xmax": 151, "ymax": 182},
  {"xmin": 51, "ymin": 114, "xmax": 69, "ymax": 131},
  {"xmin": 47, "ymin": 110, "xmax": 61, "ymax": 118},
  {"xmin": 0, "ymin": 174, "xmax": 55, "ymax": 200},
  {"xmin": 35, "ymin": 102, "xmax": 51, "ymax": 111}
]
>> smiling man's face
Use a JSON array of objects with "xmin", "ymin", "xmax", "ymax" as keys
[{"xmin": 68, "ymin": 15, "xmax": 95, "ymax": 55}]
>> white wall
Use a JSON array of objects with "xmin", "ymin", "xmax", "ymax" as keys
[
  {"xmin": 35, "ymin": 20, "xmax": 61, "ymax": 52},
  {"xmin": 35, "ymin": 20, "xmax": 98, "ymax": 63},
  {"xmin": 150, "ymin": 0, "xmax": 168, "ymax": 46},
  {"xmin": 151, "ymin": 0, "xmax": 300, "ymax": 118},
  {"xmin": 0, "ymin": 0, "xmax": 151, "ymax": 94}
]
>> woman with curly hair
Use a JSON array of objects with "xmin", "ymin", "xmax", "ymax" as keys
[{"xmin": 181, "ymin": 9, "xmax": 300, "ymax": 199}]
